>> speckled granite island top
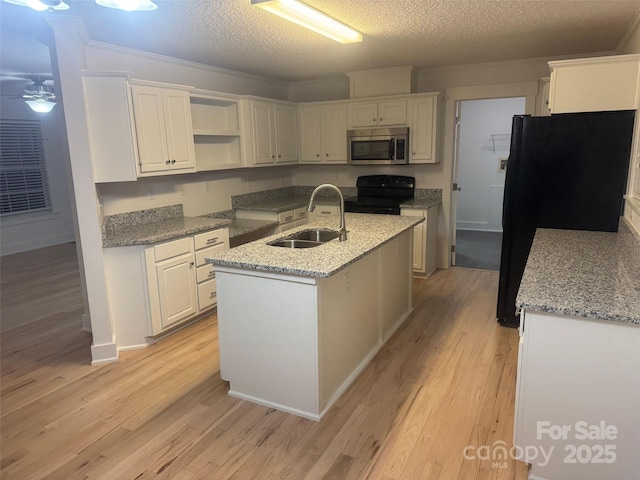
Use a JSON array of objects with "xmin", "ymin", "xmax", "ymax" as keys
[
  {"xmin": 206, "ymin": 213, "xmax": 424, "ymax": 278},
  {"xmin": 516, "ymin": 221, "xmax": 640, "ymax": 325}
]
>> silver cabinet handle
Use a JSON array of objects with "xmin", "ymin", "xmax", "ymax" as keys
[
  {"xmin": 278, "ymin": 154, "xmax": 282, "ymax": 158},
  {"xmin": 372, "ymin": 117, "xmax": 376, "ymax": 121},
  {"xmin": 206, "ymin": 237, "xmax": 219, "ymax": 244},
  {"xmin": 208, "ymin": 271, "xmax": 216, "ymax": 278},
  {"xmin": 325, "ymin": 153, "xmax": 329, "ymax": 156},
  {"xmin": 209, "ymin": 291, "xmax": 217, "ymax": 298},
  {"xmin": 316, "ymin": 153, "xmax": 320, "ymax": 157},
  {"xmin": 165, "ymin": 159, "xmax": 171, "ymax": 165},
  {"xmin": 171, "ymin": 159, "xmax": 176, "ymax": 164},
  {"xmin": 189, "ymin": 261, "xmax": 194, "ymax": 267},
  {"xmin": 379, "ymin": 117, "xmax": 383, "ymax": 121}
]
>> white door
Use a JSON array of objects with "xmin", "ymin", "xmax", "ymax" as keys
[
  {"xmin": 451, "ymin": 101, "xmax": 462, "ymax": 266},
  {"xmin": 452, "ymin": 97, "xmax": 526, "ymax": 269}
]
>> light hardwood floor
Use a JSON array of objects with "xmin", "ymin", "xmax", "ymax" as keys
[{"xmin": 1, "ymin": 243, "xmax": 529, "ymax": 479}]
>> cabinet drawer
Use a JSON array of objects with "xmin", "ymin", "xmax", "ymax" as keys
[
  {"xmin": 196, "ymin": 263, "xmax": 216, "ymax": 283},
  {"xmin": 154, "ymin": 237, "xmax": 192, "ymax": 262},
  {"xmin": 197, "ymin": 278, "xmax": 217, "ymax": 310},
  {"xmin": 314, "ymin": 205, "xmax": 339, "ymax": 217},
  {"xmin": 194, "ymin": 229, "xmax": 226, "ymax": 250},
  {"xmin": 278, "ymin": 210, "xmax": 295, "ymax": 224},
  {"xmin": 294, "ymin": 207, "xmax": 308, "ymax": 221},
  {"xmin": 195, "ymin": 242, "xmax": 226, "ymax": 267}
]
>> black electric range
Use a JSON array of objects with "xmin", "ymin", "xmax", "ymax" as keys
[{"xmin": 344, "ymin": 175, "xmax": 415, "ymax": 215}]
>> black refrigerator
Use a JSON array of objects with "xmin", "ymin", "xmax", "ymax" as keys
[{"xmin": 496, "ymin": 110, "xmax": 635, "ymax": 328}]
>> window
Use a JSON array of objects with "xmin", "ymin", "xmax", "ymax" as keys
[{"xmin": 0, "ymin": 120, "xmax": 51, "ymax": 217}]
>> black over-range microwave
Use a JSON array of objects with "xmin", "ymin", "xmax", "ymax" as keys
[{"xmin": 347, "ymin": 127, "xmax": 410, "ymax": 165}]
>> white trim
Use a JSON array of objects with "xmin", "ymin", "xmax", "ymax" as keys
[
  {"xmin": 0, "ymin": 232, "xmax": 75, "ymax": 256},
  {"xmin": 549, "ymin": 53, "xmax": 640, "ymax": 69},
  {"xmin": 86, "ymin": 40, "xmax": 289, "ymax": 87},
  {"xmin": 616, "ymin": 9, "xmax": 640, "ymax": 53},
  {"xmin": 421, "ymin": 52, "xmax": 616, "ymax": 75},
  {"xmin": 81, "ymin": 313, "xmax": 92, "ymax": 333},
  {"xmin": 90, "ymin": 339, "xmax": 119, "ymax": 365}
]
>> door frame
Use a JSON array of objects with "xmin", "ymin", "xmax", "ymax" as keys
[{"xmin": 442, "ymin": 82, "xmax": 539, "ymax": 268}]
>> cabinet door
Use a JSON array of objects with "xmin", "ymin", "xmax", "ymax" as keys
[
  {"xmin": 348, "ymin": 102, "xmax": 378, "ymax": 128},
  {"xmin": 378, "ymin": 100, "xmax": 407, "ymax": 126},
  {"xmin": 549, "ymin": 57, "xmax": 640, "ymax": 114},
  {"xmin": 410, "ymin": 96, "xmax": 437, "ymax": 163},
  {"xmin": 299, "ymin": 106, "xmax": 322, "ymax": 163},
  {"xmin": 131, "ymin": 85, "xmax": 170, "ymax": 173},
  {"xmin": 275, "ymin": 103, "xmax": 299, "ymax": 164},
  {"xmin": 323, "ymin": 104, "xmax": 348, "ymax": 163},
  {"xmin": 252, "ymin": 101, "xmax": 276, "ymax": 165},
  {"xmin": 162, "ymin": 89, "xmax": 196, "ymax": 171},
  {"xmin": 401, "ymin": 209, "xmax": 426, "ymax": 274},
  {"xmin": 155, "ymin": 252, "xmax": 197, "ymax": 329}
]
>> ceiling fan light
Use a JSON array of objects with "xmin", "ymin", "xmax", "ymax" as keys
[
  {"xmin": 95, "ymin": 0, "xmax": 157, "ymax": 11},
  {"xmin": 3, "ymin": 0, "xmax": 69, "ymax": 10},
  {"xmin": 251, "ymin": 0, "xmax": 362, "ymax": 44},
  {"xmin": 25, "ymin": 99, "xmax": 57, "ymax": 113}
]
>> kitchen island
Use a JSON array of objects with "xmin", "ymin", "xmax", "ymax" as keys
[
  {"xmin": 513, "ymin": 221, "xmax": 640, "ymax": 480},
  {"xmin": 206, "ymin": 213, "xmax": 423, "ymax": 420}
]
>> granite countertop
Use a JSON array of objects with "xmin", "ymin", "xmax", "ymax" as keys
[
  {"xmin": 103, "ymin": 216, "xmax": 232, "ymax": 247},
  {"xmin": 206, "ymin": 213, "xmax": 424, "ymax": 278},
  {"xmin": 400, "ymin": 197, "xmax": 442, "ymax": 210},
  {"xmin": 516, "ymin": 221, "xmax": 640, "ymax": 325}
]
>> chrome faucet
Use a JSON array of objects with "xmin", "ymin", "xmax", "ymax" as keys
[{"xmin": 307, "ymin": 184, "xmax": 347, "ymax": 241}]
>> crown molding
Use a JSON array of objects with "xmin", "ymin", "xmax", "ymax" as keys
[
  {"xmin": 85, "ymin": 40, "xmax": 289, "ymax": 88},
  {"xmin": 616, "ymin": 8, "xmax": 640, "ymax": 53}
]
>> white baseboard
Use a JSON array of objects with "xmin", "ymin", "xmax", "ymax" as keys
[
  {"xmin": 81, "ymin": 313, "xmax": 92, "ymax": 333},
  {"xmin": 0, "ymin": 233, "xmax": 75, "ymax": 256},
  {"xmin": 90, "ymin": 339, "xmax": 119, "ymax": 365}
]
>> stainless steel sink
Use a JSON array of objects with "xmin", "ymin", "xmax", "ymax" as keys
[
  {"xmin": 288, "ymin": 229, "xmax": 341, "ymax": 242},
  {"xmin": 267, "ymin": 229, "xmax": 341, "ymax": 249}
]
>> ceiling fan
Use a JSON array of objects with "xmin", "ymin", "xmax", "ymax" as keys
[
  {"xmin": 23, "ymin": 76, "xmax": 56, "ymax": 113},
  {"xmin": 1, "ymin": 75, "xmax": 57, "ymax": 113}
]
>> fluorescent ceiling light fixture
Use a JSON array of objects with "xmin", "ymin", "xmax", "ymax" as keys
[
  {"xmin": 3, "ymin": 0, "xmax": 69, "ymax": 11},
  {"xmin": 251, "ymin": 0, "xmax": 362, "ymax": 44},
  {"xmin": 25, "ymin": 99, "xmax": 56, "ymax": 113},
  {"xmin": 95, "ymin": 0, "xmax": 157, "ymax": 11}
]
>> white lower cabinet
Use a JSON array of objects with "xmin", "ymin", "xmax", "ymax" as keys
[
  {"xmin": 514, "ymin": 310, "xmax": 640, "ymax": 480},
  {"xmin": 153, "ymin": 242, "xmax": 198, "ymax": 330},
  {"xmin": 104, "ymin": 227, "xmax": 229, "ymax": 350},
  {"xmin": 401, "ymin": 206, "xmax": 437, "ymax": 276}
]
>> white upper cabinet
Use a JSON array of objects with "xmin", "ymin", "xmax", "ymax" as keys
[
  {"xmin": 130, "ymin": 84, "xmax": 196, "ymax": 174},
  {"xmin": 247, "ymin": 100, "xmax": 299, "ymax": 166},
  {"xmin": 408, "ymin": 94, "xmax": 441, "ymax": 163},
  {"xmin": 348, "ymin": 100, "xmax": 407, "ymax": 128},
  {"xmin": 548, "ymin": 54, "xmax": 640, "ymax": 114},
  {"xmin": 299, "ymin": 103, "xmax": 347, "ymax": 163}
]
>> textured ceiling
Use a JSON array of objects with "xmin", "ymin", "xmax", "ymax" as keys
[{"xmin": 0, "ymin": 0, "xmax": 639, "ymax": 83}]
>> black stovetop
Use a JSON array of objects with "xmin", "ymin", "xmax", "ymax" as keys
[{"xmin": 344, "ymin": 175, "xmax": 415, "ymax": 215}]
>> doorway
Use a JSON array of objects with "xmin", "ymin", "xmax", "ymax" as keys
[{"xmin": 453, "ymin": 97, "xmax": 525, "ymax": 270}]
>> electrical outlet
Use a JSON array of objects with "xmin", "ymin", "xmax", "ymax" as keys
[
  {"xmin": 246, "ymin": 175, "xmax": 251, "ymax": 186},
  {"xmin": 204, "ymin": 182, "xmax": 211, "ymax": 193},
  {"xmin": 146, "ymin": 185, "xmax": 155, "ymax": 200},
  {"xmin": 178, "ymin": 184, "xmax": 185, "ymax": 196}
]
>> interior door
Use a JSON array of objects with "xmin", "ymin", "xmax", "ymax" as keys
[{"xmin": 450, "ymin": 101, "xmax": 462, "ymax": 266}]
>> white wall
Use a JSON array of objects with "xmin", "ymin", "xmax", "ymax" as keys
[
  {"xmin": 85, "ymin": 42, "xmax": 290, "ymax": 99},
  {"xmin": 0, "ymin": 95, "xmax": 75, "ymax": 255},
  {"xmin": 456, "ymin": 97, "xmax": 526, "ymax": 232}
]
